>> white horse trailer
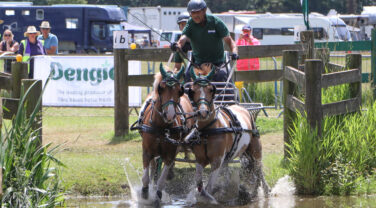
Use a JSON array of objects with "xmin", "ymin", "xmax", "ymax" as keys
[{"xmin": 216, "ymin": 13, "xmax": 351, "ymax": 45}]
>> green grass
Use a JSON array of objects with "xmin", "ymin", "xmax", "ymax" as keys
[
  {"xmin": 262, "ymin": 153, "xmax": 289, "ymax": 187},
  {"xmin": 257, "ymin": 116, "xmax": 283, "ymax": 134},
  {"xmin": 58, "ymin": 152, "xmax": 129, "ymax": 196}
]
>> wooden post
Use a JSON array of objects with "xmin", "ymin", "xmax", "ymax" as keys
[
  {"xmin": 0, "ymin": 164, "xmax": 2, "ymax": 198},
  {"xmin": 114, "ymin": 49, "xmax": 129, "ymax": 136},
  {"xmin": 346, "ymin": 54, "xmax": 362, "ymax": 106},
  {"xmin": 305, "ymin": 60, "xmax": 323, "ymax": 136},
  {"xmin": 371, "ymin": 29, "xmax": 376, "ymax": 98},
  {"xmin": 11, "ymin": 62, "xmax": 28, "ymax": 98},
  {"xmin": 315, "ymin": 48, "xmax": 330, "ymax": 72},
  {"xmin": 0, "ymin": 97, "xmax": 2, "ymax": 130},
  {"xmin": 0, "ymin": 97, "xmax": 2, "ymax": 197},
  {"xmin": 300, "ymin": 31, "xmax": 314, "ymax": 60},
  {"xmin": 23, "ymin": 79, "xmax": 43, "ymax": 145},
  {"xmin": 283, "ymin": 50, "xmax": 299, "ymax": 158}
]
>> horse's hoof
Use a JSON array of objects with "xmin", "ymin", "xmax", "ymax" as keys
[
  {"xmin": 199, "ymin": 190, "xmax": 218, "ymax": 204},
  {"xmin": 167, "ymin": 169, "xmax": 174, "ymax": 180},
  {"xmin": 238, "ymin": 185, "xmax": 251, "ymax": 205},
  {"xmin": 141, "ymin": 186, "xmax": 149, "ymax": 199},
  {"xmin": 156, "ymin": 190, "xmax": 162, "ymax": 200},
  {"xmin": 153, "ymin": 198, "xmax": 161, "ymax": 208},
  {"xmin": 263, "ymin": 185, "xmax": 271, "ymax": 197}
]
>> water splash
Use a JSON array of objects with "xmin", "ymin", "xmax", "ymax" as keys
[
  {"xmin": 122, "ymin": 158, "xmax": 172, "ymax": 207},
  {"xmin": 257, "ymin": 175, "xmax": 296, "ymax": 208},
  {"xmin": 270, "ymin": 175, "xmax": 296, "ymax": 196}
]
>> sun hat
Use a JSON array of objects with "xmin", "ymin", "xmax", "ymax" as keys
[
  {"xmin": 39, "ymin": 21, "xmax": 51, "ymax": 29},
  {"xmin": 242, "ymin": 25, "xmax": 252, "ymax": 31},
  {"xmin": 24, "ymin": 26, "xmax": 41, "ymax": 37}
]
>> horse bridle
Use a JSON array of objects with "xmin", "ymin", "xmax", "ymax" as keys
[
  {"xmin": 190, "ymin": 78, "xmax": 216, "ymax": 117},
  {"xmin": 156, "ymin": 77, "xmax": 184, "ymax": 122}
]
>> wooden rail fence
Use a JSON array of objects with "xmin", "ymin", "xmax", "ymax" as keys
[
  {"xmin": 114, "ymin": 44, "xmax": 302, "ymax": 136},
  {"xmin": 283, "ymin": 51, "xmax": 362, "ymax": 156}
]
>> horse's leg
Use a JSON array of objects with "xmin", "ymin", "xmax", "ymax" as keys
[
  {"xmin": 194, "ymin": 163, "xmax": 216, "ymax": 203},
  {"xmin": 149, "ymin": 157, "xmax": 158, "ymax": 185},
  {"xmin": 250, "ymin": 135, "xmax": 270, "ymax": 196},
  {"xmin": 155, "ymin": 161, "xmax": 173, "ymax": 200},
  {"xmin": 166, "ymin": 161, "xmax": 175, "ymax": 180},
  {"xmin": 195, "ymin": 163, "xmax": 204, "ymax": 193},
  {"xmin": 205, "ymin": 160, "xmax": 222, "ymax": 194},
  {"xmin": 141, "ymin": 151, "xmax": 153, "ymax": 199},
  {"xmin": 244, "ymin": 152, "xmax": 270, "ymax": 197}
]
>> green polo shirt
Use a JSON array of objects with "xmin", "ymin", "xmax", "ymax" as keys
[{"xmin": 183, "ymin": 14, "xmax": 229, "ymax": 65}]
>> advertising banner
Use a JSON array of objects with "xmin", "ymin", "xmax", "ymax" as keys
[{"xmin": 34, "ymin": 56, "xmax": 141, "ymax": 107}]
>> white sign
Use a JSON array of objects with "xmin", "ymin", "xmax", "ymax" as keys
[
  {"xmin": 113, "ymin": 30, "xmax": 129, "ymax": 49},
  {"xmin": 33, "ymin": 56, "xmax": 141, "ymax": 107}
]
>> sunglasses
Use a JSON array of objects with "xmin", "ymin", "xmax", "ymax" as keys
[{"xmin": 4, "ymin": 34, "xmax": 11, "ymax": 37}]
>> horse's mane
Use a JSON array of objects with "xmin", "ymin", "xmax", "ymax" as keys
[
  {"xmin": 194, "ymin": 63, "xmax": 212, "ymax": 76},
  {"xmin": 153, "ymin": 65, "xmax": 174, "ymax": 95}
]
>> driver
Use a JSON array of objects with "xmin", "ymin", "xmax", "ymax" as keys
[{"xmin": 172, "ymin": 0, "xmax": 238, "ymax": 83}]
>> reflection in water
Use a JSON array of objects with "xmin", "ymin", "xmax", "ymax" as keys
[
  {"xmin": 65, "ymin": 159, "xmax": 376, "ymax": 208},
  {"xmin": 66, "ymin": 194, "xmax": 376, "ymax": 208}
]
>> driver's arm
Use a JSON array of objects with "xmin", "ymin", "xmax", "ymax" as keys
[
  {"xmin": 223, "ymin": 35, "xmax": 238, "ymax": 55},
  {"xmin": 177, "ymin": 35, "xmax": 190, "ymax": 50}
]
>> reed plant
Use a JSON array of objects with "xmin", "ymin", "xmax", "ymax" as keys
[
  {"xmin": 244, "ymin": 82, "xmax": 277, "ymax": 106},
  {"xmin": 287, "ymin": 91, "xmax": 376, "ymax": 195},
  {"xmin": 0, "ymin": 83, "xmax": 64, "ymax": 207}
]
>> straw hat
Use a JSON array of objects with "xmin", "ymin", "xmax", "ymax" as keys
[
  {"xmin": 24, "ymin": 26, "xmax": 41, "ymax": 37},
  {"xmin": 39, "ymin": 21, "xmax": 51, "ymax": 29}
]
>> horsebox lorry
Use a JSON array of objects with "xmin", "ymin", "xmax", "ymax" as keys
[
  {"xmin": 0, "ymin": 4, "xmax": 126, "ymax": 53},
  {"xmin": 215, "ymin": 12, "xmax": 352, "ymax": 45}
]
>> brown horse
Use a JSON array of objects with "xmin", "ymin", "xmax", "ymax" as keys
[
  {"xmin": 131, "ymin": 64, "xmax": 194, "ymax": 204},
  {"xmin": 185, "ymin": 64, "xmax": 269, "ymax": 203}
]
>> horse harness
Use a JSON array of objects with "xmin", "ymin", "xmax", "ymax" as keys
[
  {"xmin": 190, "ymin": 106, "xmax": 260, "ymax": 162},
  {"xmin": 130, "ymin": 98, "xmax": 189, "ymax": 146}
]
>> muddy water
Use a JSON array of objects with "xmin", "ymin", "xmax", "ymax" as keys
[
  {"xmin": 66, "ymin": 194, "xmax": 376, "ymax": 208},
  {"xmin": 65, "ymin": 175, "xmax": 376, "ymax": 208}
]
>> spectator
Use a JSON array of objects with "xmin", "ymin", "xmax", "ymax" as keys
[
  {"xmin": 173, "ymin": 13, "xmax": 191, "ymax": 73},
  {"xmin": 174, "ymin": 0, "xmax": 238, "ymax": 82},
  {"xmin": 0, "ymin": 29, "xmax": 19, "ymax": 73},
  {"xmin": 236, "ymin": 25, "xmax": 260, "ymax": 71},
  {"xmin": 37, "ymin": 21, "xmax": 58, "ymax": 54},
  {"xmin": 18, "ymin": 26, "xmax": 46, "ymax": 78},
  {"xmin": 142, "ymin": 35, "xmax": 149, "ymax": 48}
]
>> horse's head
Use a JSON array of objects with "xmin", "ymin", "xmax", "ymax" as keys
[
  {"xmin": 188, "ymin": 63, "xmax": 216, "ymax": 120},
  {"xmin": 154, "ymin": 63, "xmax": 185, "ymax": 124}
]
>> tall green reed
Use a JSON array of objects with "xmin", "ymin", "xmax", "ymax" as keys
[
  {"xmin": 287, "ymin": 96, "xmax": 376, "ymax": 195},
  {"xmin": 245, "ymin": 82, "xmax": 276, "ymax": 106},
  {"xmin": 0, "ymin": 82, "xmax": 64, "ymax": 207}
]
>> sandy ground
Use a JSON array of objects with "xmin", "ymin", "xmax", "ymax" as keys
[{"xmin": 261, "ymin": 133, "xmax": 284, "ymax": 154}]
